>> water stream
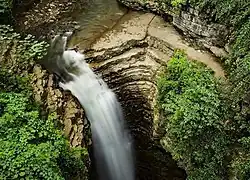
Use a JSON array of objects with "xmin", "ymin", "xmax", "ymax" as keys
[
  {"xmin": 68, "ymin": 0, "xmax": 127, "ymax": 49},
  {"xmin": 59, "ymin": 50, "xmax": 134, "ymax": 180}
]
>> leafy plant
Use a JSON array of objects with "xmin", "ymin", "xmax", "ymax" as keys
[
  {"xmin": 157, "ymin": 51, "xmax": 229, "ymax": 179},
  {"xmin": 0, "ymin": 0, "xmax": 13, "ymax": 23},
  {"xmin": 0, "ymin": 92, "xmax": 87, "ymax": 179},
  {"xmin": 0, "ymin": 25, "xmax": 49, "ymax": 75},
  {"xmin": 171, "ymin": 0, "xmax": 185, "ymax": 7},
  {"xmin": 0, "ymin": 22, "xmax": 88, "ymax": 180}
]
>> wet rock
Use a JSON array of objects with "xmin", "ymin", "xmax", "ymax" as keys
[
  {"xmin": 209, "ymin": 46, "xmax": 228, "ymax": 58},
  {"xmin": 91, "ymin": 12, "xmax": 154, "ymax": 51},
  {"xmin": 172, "ymin": 7, "xmax": 229, "ymax": 47},
  {"xmin": 118, "ymin": 0, "xmax": 230, "ymax": 57},
  {"xmin": 148, "ymin": 16, "xmax": 225, "ymax": 77},
  {"xmin": 13, "ymin": 0, "xmax": 89, "ymax": 39},
  {"xmin": 31, "ymin": 65, "xmax": 90, "ymax": 148},
  {"xmin": 68, "ymin": 10, "xmax": 226, "ymax": 179}
]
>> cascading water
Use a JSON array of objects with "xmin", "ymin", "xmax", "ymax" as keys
[{"xmin": 59, "ymin": 50, "xmax": 134, "ymax": 180}]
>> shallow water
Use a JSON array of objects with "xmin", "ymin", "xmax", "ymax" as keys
[{"xmin": 68, "ymin": 0, "xmax": 127, "ymax": 49}]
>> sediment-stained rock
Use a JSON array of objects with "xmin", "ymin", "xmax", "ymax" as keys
[
  {"xmin": 31, "ymin": 64, "xmax": 90, "ymax": 148},
  {"xmin": 12, "ymin": 0, "xmax": 226, "ymax": 178},
  {"xmin": 13, "ymin": 0, "xmax": 89, "ymax": 39},
  {"xmin": 77, "ymin": 10, "xmax": 224, "ymax": 179},
  {"xmin": 118, "ymin": 0, "xmax": 230, "ymax": 56}
]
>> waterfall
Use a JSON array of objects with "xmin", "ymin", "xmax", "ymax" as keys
[{"xmin": 59, "ymin": 50, "xmax": 134, "ymax": 180}]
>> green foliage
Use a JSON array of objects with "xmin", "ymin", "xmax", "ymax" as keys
[
  {"xmin": 157, "ymin": 51, "xmax": 229, "ymax": 179},
  {"xmin": 0, "ymin": 0, "xmax": 12, "ymax": 13},
  {"xmin": 185, "ymin": 1, "xmax": 250, "ymax": 178},
  {"xmin": 0, "ymin": 25, "xmax": 49, "ymax": 74},
  {"xmin": 189, "ymin": 0, "xmax": 250, "ymax": 106},
  {"xmin": 0, "ymin": 69, "xmax": 31, "ymax": 96},
  {"xmin": 0, "ymin": 21, "xmax": 87, "ymax": 180},
  {"xmin": 190, "ymin": 0, "xmax": 250, "ymax": 27},
  {"xmin": 0, "ymin": 92, "xmax": 87, "ymax": 179},
  {"xmin": 171, "ymin": 0, "xmax": 185, "ymax": 7},
  {"xmin": 226, "ymin": 21, "xmax": 250, "ymax": 103},
  {"xmin": 0, "ymin": 0, "xmax": 13, "ymax": 23},
  {"xmin": 230, "ymin": 135, "xmax": 250, "ymax": 180},
  {"xmin": 0, "ymin": 24, "xmax": 49, "ymax": 98}
]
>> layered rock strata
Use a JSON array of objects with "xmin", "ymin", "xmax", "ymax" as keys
[
  {"xmin": 31, "ymin": 65, "xmax": 91, "ymax": 148},
  {"xmin": 80, "ymin": 11, "xmax": 225, "ymax": 179},
  {"xmin": 118, "ymin": 0, "xmax": 229, "ymax": 58},
  {"xmin": 12, "ymin": 0, "xmax": 226, "ymax": 178}
]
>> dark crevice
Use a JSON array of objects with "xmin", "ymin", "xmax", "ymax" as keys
[{"xmin": 100, "ymin": 71, "xmax": 187, "ymax": 180}]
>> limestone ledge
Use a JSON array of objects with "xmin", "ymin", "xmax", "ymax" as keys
[
  {"xmin": 118, "ymin": 0, "xmax": 230, "ymax": 57},
  {"xmin": 83, "ymin": 12, "xmax": 225, "ymax": 141},
  {"xmin": 72, "ymin": 11, "xmax": 226, "ymax": 179}
]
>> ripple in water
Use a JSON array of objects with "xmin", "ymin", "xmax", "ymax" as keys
[{"xmin": 59, "ymin": 50, "xmax": 134, "ymax": 180}]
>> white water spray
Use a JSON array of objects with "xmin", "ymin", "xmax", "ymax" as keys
[{"xmin": 59, "ymin": 50, "xmax": 134, "ymax": 180}]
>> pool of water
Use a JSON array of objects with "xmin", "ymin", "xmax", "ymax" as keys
[{"xmin": 68, "ymin": 0, "xmax": 127, "ymax": 49}]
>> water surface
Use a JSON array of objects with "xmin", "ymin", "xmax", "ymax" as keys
[{"xmin": 69, "ymin": 0, "xmax": 127, "ymax": 49}]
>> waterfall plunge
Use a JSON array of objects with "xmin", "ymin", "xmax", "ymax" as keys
[{"xmin": 59, "ymin": 50, "xmax": 134, "ymax": 180}]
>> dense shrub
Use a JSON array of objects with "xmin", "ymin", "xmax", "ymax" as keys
[
  {"xmin": 0, "ymin": 0, "xmax": 12, "ymax": 12},
  {"xmin": 0, "ymin": 92, "xmax": 87, "ymax": 179},
  {"xmin": 188, "ymin": 0, "xmax": 250, "ymax": 107},
  {"xmin": 190, "ymin": 0, "xmax": 249, "ymax": 27},
  {"xmin": 0, "ymin": 69, "xmax": 31, "ymax": 94},
  {"xmin": 163, "ymin": 0, "xmax": 250, "ymax": 178},
  {"xmin": 0, "ymin": 25, "xmax": 49, "ymax": 75},
  {"xmin": 0, "ymin": 0, "xmax": 13, "ymax": 23},
  {"xmin": 157, "ymin": 51, "xmax": 229, "ymax": 179},
  {"xmin": 0, "ymin": 20, "xmax": 88, "ymax": 179},
  {"xmin": 190, "ymin": 1, "xmax": 250, "ymax": 177}
]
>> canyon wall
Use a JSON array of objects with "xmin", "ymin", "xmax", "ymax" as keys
[
  {"xmin": 82, "ymin": 10, "xmax": 224, "ymax": 179},
  {"xmin": 11, "ymin": 0, "xmax": 227, "ymax": 179},
  {"xmin": 118, "ymin": 0, "xmax": 230, "ymax": 58}
]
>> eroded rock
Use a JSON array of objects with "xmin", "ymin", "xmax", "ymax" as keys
[
  {"xmin": 92, "ymin": 12, "xmax": 154, "ymax": 50},
  {"xmin": 172, "ymin": 7, "xmax": 229, "ymax": 47},
  {"xmin": 70, "ymin": 10, "xmax": 226, "ymax": 179},
  {"xmin": 31, "ymin": 64, "xmax": 90, "ymax": 148},
  {"xmin": 118, "ymin": 0, "xmax": 230, "ymax": 56}
]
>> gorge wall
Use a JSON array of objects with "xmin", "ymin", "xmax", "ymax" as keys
[
  {"xmin": 12, "ymin": 0, "xmax": 226, "ymax": 179},
  {"xmin": 81, "ymin": 10, "xmax": 224, "ymax": 179},
  {"xmin": 118, "ymin": 0, "xmax": 230, "ymax": 58}
]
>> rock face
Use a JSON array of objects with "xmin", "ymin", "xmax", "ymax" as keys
[
  {"xmin": 118, "ymin": 0, "xmax": 230, "ymax": 57},
  {"xmin": 12, "ymin": 0, "xmax": 226, "ymax": 178},
  {"xmin": 11, "ymin": 0, "xmax": 91, "ymax": 149},
  {"xmin": 76, "ymin": 10, "xmax": 225, "ymax": 179},
  {"xmin": 172, "ymin": 7, "xmax": 229, "ymax": 48},
  {"xmin": 31, "ymin": 65, "xmax": 91, "ymax": 148}
]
